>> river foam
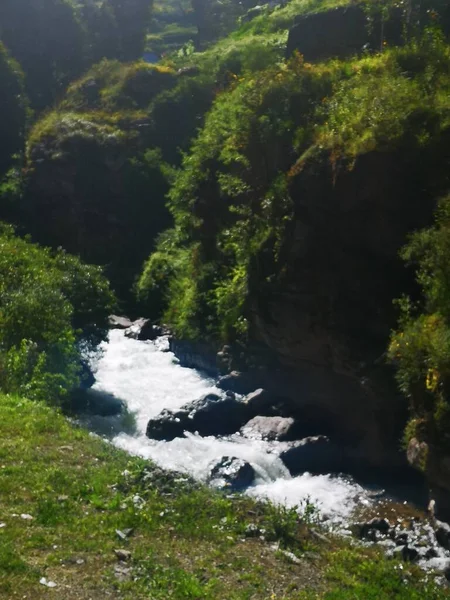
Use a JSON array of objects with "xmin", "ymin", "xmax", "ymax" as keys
[{"xmin": 91, "ymin": 330, "xmax": 372, "ymax": 524}]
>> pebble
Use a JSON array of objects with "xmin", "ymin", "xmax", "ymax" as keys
[
  {"xmin": 39, "ymin": 577, "xmax": 57, "ymax": 588},
  {"xmin": 114, "ymin": 549, "xmax": 132, "ymax": 562}
]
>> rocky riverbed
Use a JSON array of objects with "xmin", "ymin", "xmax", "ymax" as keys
[{"xmin": 78, "ymin": 322, "xmax": 450, "ymax": 582}]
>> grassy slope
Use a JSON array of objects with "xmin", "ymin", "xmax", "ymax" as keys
[{"xmin": 0, "ymin": 394, "xmax": 449, "ymax": 599}]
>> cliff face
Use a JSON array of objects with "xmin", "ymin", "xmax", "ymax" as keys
[{"xmin": 286, "ymin": 3, "xmax": 450, "ymax": 62}]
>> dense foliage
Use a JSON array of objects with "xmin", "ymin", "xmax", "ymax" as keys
[
  {"xmin": 0, "ymin": 225, "xmax": 114, "ymax": 403},
  {"xmin": 389, "ymin": 195, "xmax": 450, "ymax": 451},
  {"xmin": 0, "ymin": 43, "xmax": 26, "ymax": 177},
  {"xmin": 0, "ymin": 0, "xmax": 155, "ymax": 109},
  {"xmin": 138, "ymin": 28, "xmax": 450, "ymax": 344}
]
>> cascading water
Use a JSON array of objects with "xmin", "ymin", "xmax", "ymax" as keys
[
  {"xmin": 85, "ymin": 329, "xmax": 450, "ymax": 573},
  {"xmin": 91, "ymin": 330, "xmax": 370, "ymax": 523}
]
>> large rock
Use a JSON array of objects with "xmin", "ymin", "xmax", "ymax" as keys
[
  {"xmin": 69, "ymin": 388, "xmax": 125, "ymax": 417},
  {"xmin": 280, "ymin": 436, "xmax": 342, "ymax": 476},
  {"xmin": 435, "ymin": 520, "xmax": 450, "ymax": 550},
  {"xmin": 217, "ymin": 371, "xmax": 260, "ymax": 395},
  {"xmin": 79, "ymin": 359, "xmax": 95, "ymax": 390},
  {"xmin": 208, "ymin": 456, "xmax": 256, "ymax": 490},
  {"xmin": 169, "ymin": 338, "xmax": 219, "ymax": 375},
  {"xmin": 108, "ymin": 314, "xmax": 133, "ymax": 329},
  {"xmin": 124, "ymin": 318, "xmax": 162, "ymax": 341},
  {"xmin": 242, "ymin": 388, "xmax": 294, "ymax": 418},
  {"xmin": 240, "ymin": 416, "xmax": 298, "ymax": 442},
  {"xmin": 146, "ymin": 392, "xmax": 251, "ymax": 440}
]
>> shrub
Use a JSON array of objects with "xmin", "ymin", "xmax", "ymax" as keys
[
  {"xmin": 389, "ymin": 195, "xmax": 450, "ymax": 450},
  {"xmin": 0, "ymin": 225, "xmax": 115, "ymax": 403}
]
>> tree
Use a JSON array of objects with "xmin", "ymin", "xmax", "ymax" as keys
[
  {"xmin": 0, "ymin": 0, "xmax": 85, "ymax": 109},
  {"xmin": 0, "ymin": 43, "xmax": 27, "ymax": 176},
  {"xmin": 106, "ymin": 0, "xmax": 154, "ymax": 60}
]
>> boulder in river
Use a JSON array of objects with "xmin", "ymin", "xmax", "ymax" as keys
[
  {"xmin": 217, "ymin": 371, "xmax": 260, "ymax": 395},
  {"xmin": 242, "ymin": 388, "xmax": 294, "ymax": 418},
  {"xmin": 108, "ymin": 315, "xmax": 133, "ymax": 329},
  {"xmin": 124, "ymin": 318, "xmax": 162, "ymax": 341},
  {"xmin": 240, "ymin": 416, "xmax": 299, "ymax": 442},
  {"xmin": 435, "ymin": 520, "xmax": 450, "ymax": 550},
  {"xmin": 208, "ymin": 456, "xmax": 256, "ymax": 490},
  {"xmin": 280, "ymin": 435, "xmax": 342, "ymax": 476},
  {"xmin": 146, "ymin": 392, "xmax": 251, "ymax": 440},
  {"xmin": 69, "ymin": 388, "xmax": 125, "ymax": 417}
]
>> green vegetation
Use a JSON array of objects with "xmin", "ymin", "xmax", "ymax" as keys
[
  {"xmin": 0, "ymin": 226, "xmax": 114, "ymax": 403},
  {"xmin": 138, "ymin": 26, "xmax": 450, "ymax": 343},
  {"xmin": 62, "ymin": 60, "xmax": 176, "ymax": 111},
  {"xmin": 0, "ymin": 392, "xmax": 448, "ymax": 599},
  {"xmin": 389, "ymin": 194, "xmax": 450, "ymax": 451},
  {"xmin": 0, "ymin": 43, "xmax": 27, "ymax": 177},
  {"xmin": 0, "ymin": 0, "xmax": 155, "ymax": 109}
]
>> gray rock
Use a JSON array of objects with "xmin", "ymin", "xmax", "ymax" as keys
[
  {"xmin": 280, "ymin": 436, "xmax": 342, "ymax": 476},
  {"xmin": 125, "ymin": 318, "xmax": 162, "ymax": 341},
  {"xmin": 435, "ymin": 520, "xmax": 450, "ymax": 550},
  {"xmin": 108, "ymin": 315, "xmax": 133, "ymax": 329},
  {"xmin": 70, "ymin": 388, "xmax": 124, "ymax": 417},
  {"xmin": 240, "ymin": 416, "xmax": 298, "ymax": 442},
  {"xmin": 242, "ymin": 388, "xmax": 294, "ymax": 417},
  {"xmin": 401, "ymin": 545, "xmax": 419, "ymax": 562},
  {"xmin": 146, "ymin": 393, "xmax": 251, "ymax": 440},
  {"xmin": 208, "ymin": 456, "xmax": 255, "ymax": 490},
  {"xmin": 114, "ymin": 549, "xmax": 131, "ymax": 562},
  {"xmin": 217, "ymin": 371, "xmax": 258, "ymax": 395},
  {"xmin": 366, "ymin": 518, "xmax": 391, "ymax": 534}
]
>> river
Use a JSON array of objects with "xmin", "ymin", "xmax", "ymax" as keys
[{"xmin": 84, "ymin": 329, "xmax": 450, "ymax": 574}]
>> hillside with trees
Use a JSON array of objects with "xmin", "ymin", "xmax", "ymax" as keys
[{"xmin": 0, "ymin": 0, "xmax": 450, "ymax": 596}]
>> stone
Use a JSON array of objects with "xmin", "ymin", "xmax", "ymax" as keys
[
  {"xmin": 108, "ymin": 315, "xmax": 133, "ymax": 329},
  {"xmin": 244, "ymin": 523, "xmax": 262, "ymax": 538},
  {"xmin": 114, "ymin": 549, "xmax": 132, "ymax": 562},
  {"xmin": 116, "ymin": 528, "xmax": 133, "ymax": 541},
  {"xmin": 435, "ymin": 520, "xmax": 450, "ymax": 550},
  {"xmin": 366, "ymin": 518, "xmax": 391, "ymax": 534},
  {"xmin": 79, "ymin": 359, "xmax": 95, "ymax": 389},
  {"xmin": 425, "ymin": 547, "xmax": 439, "ymax": 559},
  {"xmin": 401, "ymin": 545, "xmax": 419, "ymax": 562},
  {"xmin": 114, "ymin": 564, "xmax": 132, "ymax": 581},
  {"xmin": 39, "ymin": 577, "xmax": 57, "ymax": 588},
  {"xmin": 240, "ymin": 416, "xmax": 298, "ymax": 442},
  {"xmin": 406, "ymin": 437, "xmax": 428, "ymax": 470},
  {"xmin": 279, "ymin": 436, "xmax": 342, "ymax": 476},
  {"xmin": 124, "ymin": 318, "xmax": 161, "ymax": 341},
  {"xmin": 70, "ymin": 388, "xmax": 124, "ymax": 417},
  {"xmin": 217, "ymin": 371, "xmax": 259, "ymax": 395},
  {"xmin": 146, "ymin": 393, "xmax": 251, "ymax": 440},
  {"xmin": 208, "ymin": 456, "xmax": 256, "ymax": 490}
]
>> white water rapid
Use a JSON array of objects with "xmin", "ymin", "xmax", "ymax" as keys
[
  {"xmin": 82, "ymin": 328, "xmax": 450, "ymax": 575},
  {"xmin": 90, "ymin": 329, "xmax": 372, "ymax": 526}
]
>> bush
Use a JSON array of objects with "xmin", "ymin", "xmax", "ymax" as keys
[
  {"xmin": 0, "ymin": 225, "xmax": 115, "ymax": 403},
  {"xmin": 62, "ymin": 60, "xmax": 177, "ymax": 112},
  {"xmin": 389, "ymin": 194, "xmax": 450, "ymax": 450}
]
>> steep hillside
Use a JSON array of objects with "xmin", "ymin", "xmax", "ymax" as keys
[{"xmin": 137, "ymin": 5, "xmax": 450, "ymax": 494}]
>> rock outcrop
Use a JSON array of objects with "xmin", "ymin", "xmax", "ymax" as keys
[
  {"xmin": 124, "ymin": 318, "xmax": 163, "ymax": 341},
  {"xmin": 286, "ymin": 6, "xmax": 404, "ymax": 62},
  {"xmin": 279, "ymin": 436, "xmax": 342, "ymax": 476}
]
